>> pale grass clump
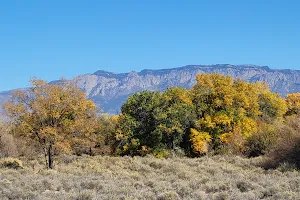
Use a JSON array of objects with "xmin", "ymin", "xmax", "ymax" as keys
[{"xmin": 1, "ymin": 155, "xmax": 300, "ymax": 199}]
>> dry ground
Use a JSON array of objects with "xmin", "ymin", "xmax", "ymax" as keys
[{"xmin": 0, "ymin": 155, "xmax": 300, "ymax": 200}]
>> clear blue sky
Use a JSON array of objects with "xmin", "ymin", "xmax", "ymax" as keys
[{"xmin": 0, "ymin": 0, "xmax": 299, "ymax": 91}]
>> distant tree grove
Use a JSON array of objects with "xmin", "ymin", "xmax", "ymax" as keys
[{"xmin": 2, "ymin": 73, "xmax": 300, "ymax": 168}]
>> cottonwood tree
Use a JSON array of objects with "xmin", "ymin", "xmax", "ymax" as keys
[
  {"xmin": 3, "ymin": 79, "xmax": 97, "ymax": 169},
  {"xmin": 192, "ymin": 73, "xmax": 287, "ymax": 153},
  {"xmin": 117, "ymin": 88, "xmax": 196, "ymax": 157}
]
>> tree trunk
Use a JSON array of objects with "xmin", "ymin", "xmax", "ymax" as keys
[
  {"xmin": 47, "ymin": 143, "xmax": 54, "ymax": 169},
  {"xmin": 89, "ymin": 146, "xmax": 93, "ymax": 156},
  {"xmin": 43, "ymin": 146, "xmax": 48, "ymax": 169}
]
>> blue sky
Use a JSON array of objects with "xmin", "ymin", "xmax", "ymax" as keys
[{"xmin": 0, "ymin": 0, "xmax": 299, "ymax": 91}]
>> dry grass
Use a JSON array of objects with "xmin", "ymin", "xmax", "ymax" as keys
[{"xmin": 1, "ymin": 155, "xmax": 300, "ymax": 200}]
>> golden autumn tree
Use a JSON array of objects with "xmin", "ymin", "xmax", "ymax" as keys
[
  {"xmin": 191, "ymin": 73, "xmax": 286, "ymax": 153},
  {"xmin": 285, "ymin": 93, "xmax": 300, "ymax": 116},
  {"xmin": 3, "ymin": 78, "xmax": 97, "ymax": 169},
  {"xmin": 192, "ymin": 74, "xmax": 256, "ymax": 151}
]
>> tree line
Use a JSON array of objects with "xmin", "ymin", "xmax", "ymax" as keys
[{"xmin": 2, "ymin": 74, "xmax": 300, "ymax": 169}]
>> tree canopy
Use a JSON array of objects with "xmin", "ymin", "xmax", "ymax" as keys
[
  {"xmin": 117, "ymin": 73, "xmax": 291, "ymax": 157},
  {"xmin": 3, "ymin": 79, "xmax": 98, "ymax": 168}
]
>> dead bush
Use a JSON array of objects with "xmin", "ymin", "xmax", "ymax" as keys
[
  {"xmin": 0, "ymin": 124, "xmax": 18, "ymax": 157},
  {"xmin": 264, "ymin": 117, "xmax": 300, "ymax": 169},
  {"xmin": 245, "ymin": 121, "xmax": 278, "ymax": 157},
  {"xmin": 0, "ymin": 157, "xmax": 23, "ymax": 169}
]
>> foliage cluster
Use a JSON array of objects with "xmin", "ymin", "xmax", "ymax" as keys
[
  {"xmin": 2, "ymin": 73, "xmax": 300, "ymax": 169},
  {"xmin": 117, "ymin": 73, "xmax": 293, "ymax": 158}
]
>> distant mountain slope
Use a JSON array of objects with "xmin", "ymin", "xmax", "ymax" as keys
[{"xmin": 1, "ymin": 64, "xmax": 300, "ymax": 114}]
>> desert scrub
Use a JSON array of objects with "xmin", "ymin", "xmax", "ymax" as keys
[
  {"xmin": 0, "ymin": 155, "xmax": 300, "ymax": 199},
  {"xmin": 0, "ymin": 157, "xmax": 23, "ymax": 169}
]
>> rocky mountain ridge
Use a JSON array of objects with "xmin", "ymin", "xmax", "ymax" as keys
[{"xmin": 2, "ymin": 64, "xmax": 300, "ymax": 114}]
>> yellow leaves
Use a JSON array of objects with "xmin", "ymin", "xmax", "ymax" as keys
[
  {"xmin": 259, "ymin": 91, "xmax": 288, "ymax": 119},
  {"xmin": 196, "ymin": 73, "xmax": 233, "ymax": 91},
  {"xmin": 50, "ymin": 110, "xmax": 61, "ymax": 119},
  {"xmin": 286, "ymin": 93, "xmax": 300, "ymax": 115},
  {"xmin": 40, "ymin": 127, "xmax": 57, "ymax": 138},
  {"xmin": 141, "ymin": 145, "xmax": 148, "ymax": 151},
  {"xmin": 198, "ymin": 116, "xmax": 216, "ymax": 128},
  {"xmin": 122, "ymin": 139, "xmax": 141, "ymax": 153},
  {"xmin": 213, "ymin": 114, "xmax": 233, "ymax": 126},
  {"xmin": 110, "ymin": 115, "xmax": 119, "ymax": 123},
  {"xmin": 195, "ymin": 73, "xmax": 233, "ymax": 94},
  {"xmin": 123, "ymin": 144, "xmax": 129, "ymax": 151},
  {"xmin": 286, "ymin": 93, "xmax": 300, "ymax": 105},
  {"xmin": 219, "ymin": 118, "xmax": 257, "ymax": 146},
  {"xmin": 115, "ymin": 129, "xmax": 126, "ymax": 141},
  {"xmin": 152, "ymin": 149, "xmax": 169, "ymax": 158},
  {"xmin": 219, "ymin": 132, "xmax": 231, "ymax": 144},
  {"xmin": 190, "ymin": 128, "xmax": 211, "ymax": 154},
  {"xmin": 198, "ymin": 113, "xmax": 233, "ymax": 130},
  {"xmin": 2, "ymin": 103, "xmax": 26, "ymax": 117},
  {"xmin": 178, "ymin": 93, "xmax": 193, "ymax": 105},
  {"xmin": 54, "ymin": 141, "xmax": 72, "ymax": 154},
  {"xmin": 239, "ymin": 117, "xmax": 257, "ymax": 139},
  {"xmin": 30, "ymin": 78, "xmax": 47, "ymax": 87},
  {"xmin": 131, "ymin": 138, "xmax": 139, "ymax": 146},
  {"xmin": 164, "ymin": 87, "xmax": 193, "ymax": 106}
]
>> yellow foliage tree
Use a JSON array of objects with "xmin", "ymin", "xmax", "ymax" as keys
[
  {"xmin": 192, "ymin": 73, "xmax": 285, "ymax": 151},
  {"xmin": 3, "ymin": 78, "xmax": 97, "ymax": 169},
  {"xmin": 286, "ymin": 93, "xmax": 300, "ymax": 116}
]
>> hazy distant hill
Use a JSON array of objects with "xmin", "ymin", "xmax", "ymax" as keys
[{"xmin": 1, "ymin": 64, "xmax": 300, "ymax": 114}]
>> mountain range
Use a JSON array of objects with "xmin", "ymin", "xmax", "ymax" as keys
[{"xmin": 1, "ymin": 64, "xmax": 300, "ymax": 114}]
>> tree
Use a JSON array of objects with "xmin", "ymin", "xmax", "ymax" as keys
[
  {"xmin": 118, "ymin": 88, "xmax": 196, "ymax": 157},
  {"xmin": 3, "ymin": 79, "xmax": 97, "ymax": 169},
  {"xmin": 156, "ymin": 87, "xmax": 196, "ymax": 151},
  {"xmin": 94, "ymin": 114, "xmax": 120, "ymax": 155},
  {"xmin": 117, "ymin": 91, "xmax": 164, "ymax": 156},
  {"xmin": 192, "ymin": 74, "xmax": 271, "ymax": 152}
]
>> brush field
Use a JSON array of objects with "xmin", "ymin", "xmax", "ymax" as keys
[{"xmin": 1, "ymin": 155, "xmax": 300, "ymax": 200}]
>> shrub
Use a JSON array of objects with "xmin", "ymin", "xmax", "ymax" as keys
[
  {"xmin": 245, "ymin": 121, "xmax": 278, "ymax": 157},
  {"xmin": 264, "ymin": 117, "xmax": 300, "ymax": 169},
  {"xmin": 157, "ymin": 191, "xmax": 180, "ymax": 200},
  {"xmin": 0, "ymin": 157, "xmax": 23, "ymax": 169},
  {"xmin": 0, "ymin": 124, "xmax": 18, "ymax": 157}
]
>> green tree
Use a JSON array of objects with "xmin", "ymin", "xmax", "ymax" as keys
[
  {"xmin": 117, "ymin": 91, "xmax": 164, "ymax": 156},
  {"xmin": 118, "ymin": 88, "xmax": 196, "ymax": 157}
]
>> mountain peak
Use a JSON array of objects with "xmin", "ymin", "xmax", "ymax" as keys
[
  {"xmin": 1, "ymin": 64, "xmax": 300, "ymax": 114},
  {"xmin": 93, "ymin": 70, "xmax": 117, "ymax": 76}
]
